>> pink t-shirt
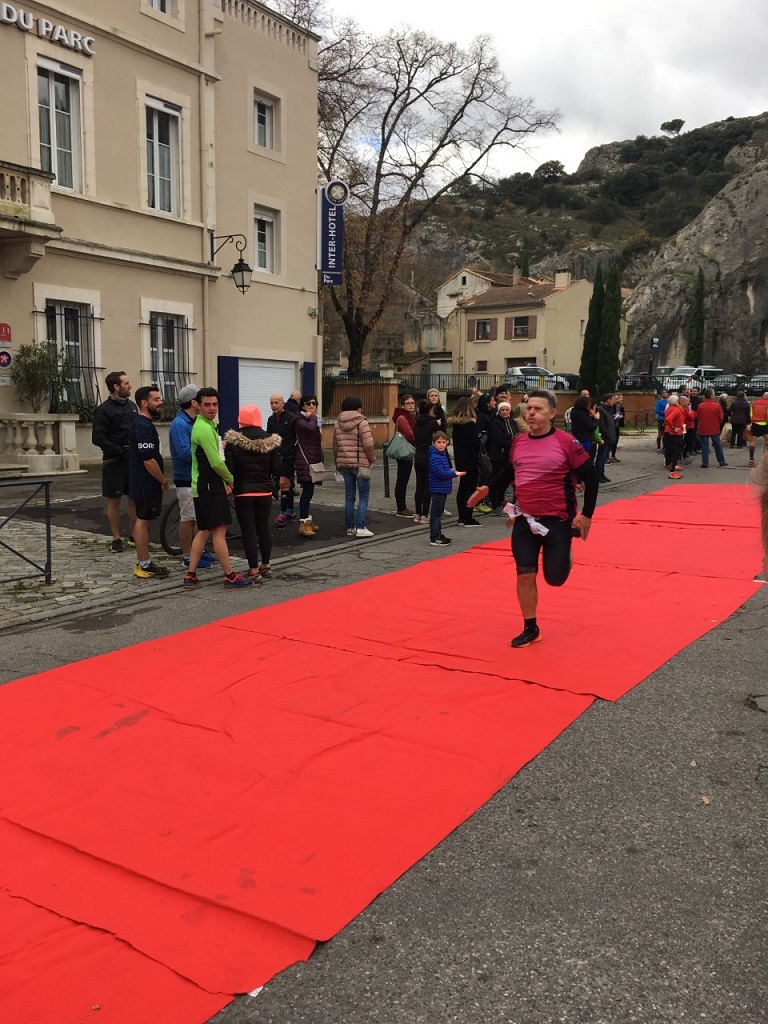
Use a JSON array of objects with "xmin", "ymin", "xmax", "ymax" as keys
[{"xmin": 510, "ymin": 428, "xmax": 591, "ymax": 520}]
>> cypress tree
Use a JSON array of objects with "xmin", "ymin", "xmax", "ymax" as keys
[
  {"xmin": 596, "ymin": 262, "xmax": 622, "ymax": 398},
  {"xmin": 685, "ymin": 268, "xmax": 705, "ymax": 365},
  {"xmin": 579, "ymin": 265, "xmax": 603, "ymax": 397}
]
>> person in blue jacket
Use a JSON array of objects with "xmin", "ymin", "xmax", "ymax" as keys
[
  {"xmin": 654, "ymin": 389, "xmax": 669, "ymax": 453},
  {"xmin": 428, "ymin": 432, "xmax": 465, "ymax": 546}
]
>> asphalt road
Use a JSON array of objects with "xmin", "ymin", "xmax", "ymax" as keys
[{"xmin": 3, "ymin": 438, "xmax": 767, "ymax": 1024}]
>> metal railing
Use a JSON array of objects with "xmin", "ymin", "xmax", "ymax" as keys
[{"xmin": 0, "ymin": 480, "xmax": 52, "ymax": 585}]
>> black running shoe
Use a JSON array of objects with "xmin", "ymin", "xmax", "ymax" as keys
[{"xmin": 511, "ymin": 625, "xmax": 542, "ymax": 648}]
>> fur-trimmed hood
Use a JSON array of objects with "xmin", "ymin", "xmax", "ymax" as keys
[
  {"xmin": 223, "ymin": 428, "xmax": 281, "ymax": 453},
  {"xmin": 447, "ymin": 412, "xmax": 476, "ymax": 426}
]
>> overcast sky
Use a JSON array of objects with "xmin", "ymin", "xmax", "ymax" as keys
[{"xmin": 326, "ymin": 0, "xmax": 767, "ymax": 177}]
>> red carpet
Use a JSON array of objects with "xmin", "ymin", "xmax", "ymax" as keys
[{"xmin": 0, "ymin": 485, "xmax": 762, "ymax": 1023}]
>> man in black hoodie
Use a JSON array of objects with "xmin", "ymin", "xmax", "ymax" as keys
[{"xmin": 92, "ymin": 370, "xmax": 138, "ymax": 552}]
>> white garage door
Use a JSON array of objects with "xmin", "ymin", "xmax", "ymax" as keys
[{"xmin": 238, "ymin": 359, "xmax": 297, "ymax": 420}]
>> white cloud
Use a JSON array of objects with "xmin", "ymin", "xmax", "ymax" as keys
[{"xmin": 326, "ymin": 0, "xmax": 768, "ymax": 175}]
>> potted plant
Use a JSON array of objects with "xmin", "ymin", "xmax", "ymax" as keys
[{"xmin": 10, "ymin": 341, "xmax": 70, "ymax": 413}]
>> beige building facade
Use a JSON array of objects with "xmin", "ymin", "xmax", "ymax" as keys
[
  {"xmin": 437, "ymin": 268, "xmax": 593, "ymax": 379},
  {"xmin": 0, "ymin": 0, "xmax": 320, "ymax": 460}
]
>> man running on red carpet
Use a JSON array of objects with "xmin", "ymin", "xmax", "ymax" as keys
[{"xmin": 468, "ymin": 389, "xmax": 599, "ymax": 648}]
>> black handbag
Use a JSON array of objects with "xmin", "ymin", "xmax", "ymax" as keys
[{"xmin": 477, "ymin": 435, "xmax": 493, "ymax": 480}]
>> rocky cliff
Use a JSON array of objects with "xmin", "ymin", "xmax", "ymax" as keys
[{"xmin": 623, "ymin": 139, "xmax": 768, "ymax": 374}]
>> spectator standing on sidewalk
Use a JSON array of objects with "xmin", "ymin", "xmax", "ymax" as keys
[
  {"xmin": 128, "ymin": 386, "xmax": 169, "ymax": 580},
  {"xmin": 654, "ymin": 390, "xmax": 669, "ymax": 453},
  {"xmin": 596, "ymin": 394, "xmax": 616, "ymax": 482},
  {"xmin": 267, "ymin": 394, "xmax": 298, "ymax": 528},
  {"xmin": 294, "ymin": 394, "xmax": 324, "ymax": 538},
  {"xmin": 663, "ymin": 394, "xmax": 686, "ymax": 478},
  {"xmin": 168, "ymin": 384, "xmax": 217, "ymax": 570},
  {"xmin": 729, "ymin": 391, "xmax": 751, "ymax": 448},
  {"xmin": 428, "ymin": 432, "xmax": 465, "ymax": 546},
  {"xmin": 224, "ymin": 404, "xmax": 283, "ymax": 581},
  {"xmin": 333, "ymin": 396, "xmax": 376, "ymax": 538},
  {"xmin": 391, "ymin": 394, "xmax": 416, "ymax": 517},
  {"xmin": 184, "ymin": 387, "xmax": 251, "ymax": 590},
  {"xmin": 92, "ymin": 370, "xmax": 137, "ymax": 552},
  {"xmin": 448, "ymin": 396, "xmax": 481, "ymax": 527},
  {"xmin": 696, "ymin": 388, "xmax": 727, "ymax": 469}
]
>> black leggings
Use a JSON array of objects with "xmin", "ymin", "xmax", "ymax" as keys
[
  {"xmin": 394, "ymin": 458, "xmax": 413, "ymax": 511},
  {"xmin": 456, "ymin": 466, "xmax": 478, "ymax": 523},
  {"xmin": 234, "ymin": 495, "xmax": 272, "ymax": 569},
  {"xmin": 512, "ymin": 516, "xmax": 573, "ymax": 587},
  {"xmin": 414, "ymin": 461, "xmax": 431, "ymax": 517}
]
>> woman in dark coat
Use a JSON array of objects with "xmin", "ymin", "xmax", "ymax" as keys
[
  {"xmin": 448, "ymin": 396, "xmax": 481, "ymax": 527},
  {"xmin": 426, "ymin": 388, "xmax": 448, "ymax": 432},
  {"xmin": 294, "ymin": 393, "xmax": 323, "ymax": 537},
  {"xmin": 570, "ymin": 394, "xmax": 600, "ymax": 458},
  {"xmin": 488, "ymin": 401, "xmax": 518, "ymax": 509},
  {"xmin": 729, "ymin": 391, "xmax": 751, "ymax": 448},
  {"xmin": 413, "ymin": 400, "xmax": 440, "ymax": 524},
  {"xmin": 224, "ymin": 404, "xmax": 282, "ymax": 579},
  {"xmin": 391, "ymin": 394, "xmax": 416, "ymax": 516}
]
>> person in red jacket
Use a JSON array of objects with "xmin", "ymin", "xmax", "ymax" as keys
[
  {"xmin": 663, "ymin": 395, "xmax": 686, "ymax": 478},
  {"xmin": 680, "ymin": 395, "xmax": 697, "ymax": 460},
  {"xmin": 696, "ymin": 388, "xmax": 728, "ymax": 469}
]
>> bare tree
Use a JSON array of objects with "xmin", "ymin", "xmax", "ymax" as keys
[{"xmin": 266, "ymin": 4, "xmax": 558, "ymax": 372}]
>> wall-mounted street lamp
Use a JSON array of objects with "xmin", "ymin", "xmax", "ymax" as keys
[{"xmin": 210, "ymin": 232, "xmax": 253, "ymax": 295}]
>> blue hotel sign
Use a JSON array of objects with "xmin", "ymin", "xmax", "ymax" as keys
[{"xmin": 317, "ymin": 181, "xmax": 349, "ymax": 286}]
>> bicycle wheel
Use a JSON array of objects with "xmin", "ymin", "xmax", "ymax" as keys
[{"xmin": 159, "ymin": 496, "xmax": 183, "ymax": 555}]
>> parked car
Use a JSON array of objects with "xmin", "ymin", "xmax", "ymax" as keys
[
  {"xmin": 617, "ymin": 372, "xmax": 663, "ymax": 391},
  {"xmin": 710, "ymin": 374, "xmax": 749, "ymax": 395},
  {"xmin": 746, "ymin": 375, "xmax": 768, "ymax": 396},
  {"xmin": 671, "ymin": 365, "xmax": 699, "ymax": 377},
  {"xmin": 695, "ymin": 365, "xmax": 725, "ymax": 380},
  {"xmin": 660, "ymin": 373, "xmax": 707, "ymax": 391},
  {"xmin": 505, "ymin": 365, "xmax": 569, "ymax": 390}
]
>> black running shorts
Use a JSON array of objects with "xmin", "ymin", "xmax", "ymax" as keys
[
  {"xmin": 102, "ymin": 458, "xmax": 130, "ymax": 499},
  {"xmin": 511, "ymin": 515, "xmax": 573, "ymax": 587},
  {"xmin": 193, "ymin": 491, "xmax": 232, "ymax": 531}
]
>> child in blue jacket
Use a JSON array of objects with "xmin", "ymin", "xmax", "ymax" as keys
[{"xmin": 428, "ymin": 432, "xmax": 465, "ymax": 546}]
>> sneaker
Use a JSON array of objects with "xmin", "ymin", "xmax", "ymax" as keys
[
  {"xmin": 511, "ymin": 625, "xmax": 541, "ymax": 648},
  {"xmin": 246, "ymin": 570, "xmax": 264, "ymax": 583},
  {"xmin": 683, "ymin": 457, "xmax": 692, "ymax": 465},
  {"xmin": 134, "ymin": 561, "xmax": 170, "ymax": 579},
  {"xmin": 598, "ymin": 476, "xmax": 611, "ymax": 483},
  {"xmin": 284, "ymin": 510, "xmax": 297, "ymax": 522},
  {"xmin": 668, "ymin": 472, "xmax": 683, "ymax": 479},
  {"xmin": 475, "ymin": 502, "xmax": 492, "ymax": 514},
  {"xmin": 223, "ymin": 573, "xmax": 253, "ymax": 589},
  {"xmin": 355, "ymin": 527, "xmax": 374, "ymax": 538},
  {"xmin": 258, "ymin": 566, "xmax": 273, "ymax": 579},
  {"xmin": 443, "ymin": 510, "xmax": 453, "ymax": 517},
  {"xmin": 182, "ymin": 552, "xmax": 217, "ymax": 569},
  {"xmin": 612, "ymin": 457, "xmax": 622, "ymax": 463},
  {"xmin": 125, "ymin": 535, "xmax": 136, "ymax": 548},
  {"xmin": 718, "ymin": 462, "xmax": 728, "ymax": 467},
  {"xmin": 182, "ymin": 572, "xmax": 199, "ymax": 590},
  {"xmin": 440, "ymin": 534, "xmax": 451, "ymax": 543},
  {"xmin": 674, "ymin": 464, "xmax": 683, "ymax": 471},
  {"xmin": 346, "ymin": 527, "xmax": 356, "ymax": 536},
  {"xmin": 412, "ymin": 516, "xmax": 422, "ymax": 525},
  {"xmin": 430, "ymin": 537, "xmax": 451, "ymax": 546},
  {"xmin": 396, "ymin": 508, "xmax": 415, "ymax": 517},
  {"xmin": 460, "ymin": 520, "xmax": 481, "ymax": 527},
  {"xmin": 750, "ymin": 460, "xmax": 755, "ymax": 467},
  {"xmin": 490, "ymin": 508, "xmax": 507, "ymax": 517},
  {"xmin": 110, "ymin": 538, "xmax": 124, "ymax": 553},
  {"xmin": 274, "ymin": 512, "xmax": 289, "ymax": 528}
]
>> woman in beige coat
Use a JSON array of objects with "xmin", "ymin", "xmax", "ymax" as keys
[{"xmin": 333, "ymin": 395, "xmax": 376, "ymax": 538}]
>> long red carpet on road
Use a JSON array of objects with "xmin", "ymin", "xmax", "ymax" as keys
[{"xmin": 0, "ymin": 484, "xmax": 762, "ymax": 1024}]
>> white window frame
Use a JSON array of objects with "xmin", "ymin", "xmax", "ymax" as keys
[
  {"xmin": 254, "ymin": 95, "xmax": 274, "ymax": 150},
  {"xmin": 142, "ymin": 0, "xmax": 185, "ymax": 29},
  {"xmin": 511, "ymin": 316, "xmax": 530, "ymax": 339},
  {"xmin": 37, "ymin": 58, "xmax": 83, "ymax": 192},
  {"xmin": 33, "ymin": 283, "xmax": 103, "ymax": 407},
  {"xmin": 145, "ymin": 96, "xmax": 181, "ymax": 216},
  {"xmin": 148, "ymin": 0, "xmax": 169, "ymax": 10},
  {"xmin": 140, "ymin": 298, "xmax": 195, "ymax": 404},
  {"xmin": 247, "ymin": 76, "xmax": 286, "ymax": 164},
  {"xmin": 254, "ymin": 206, "xmax": 277, "ymax": 274},
  {"xmin": 475, "ymin": 319, "xmax": 491, "ymax": 341}
]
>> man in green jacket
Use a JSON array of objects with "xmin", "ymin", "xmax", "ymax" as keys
[{"xmin": 184, "ymin": 387, "xmax": 251, "ymax": 590}]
